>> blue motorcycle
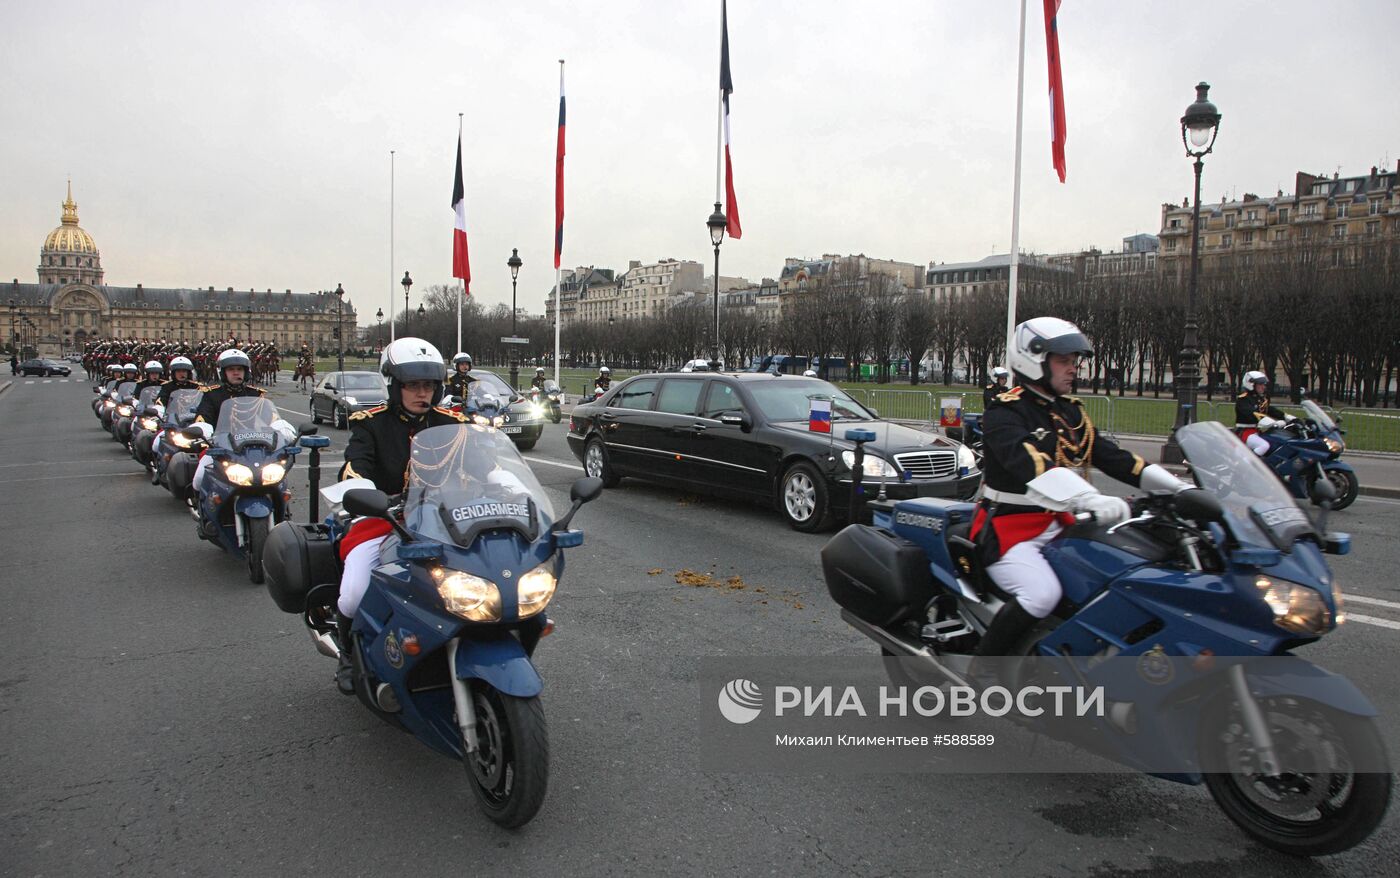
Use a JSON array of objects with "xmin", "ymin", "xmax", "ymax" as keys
[
  {"xmin": 129, "ymin": 386, "xmax": 165, "ymax": 468},
  {"xmin": 191, "ymin": 396, "xmax": 304, "ymax": 583},
  {"xmin": 1256, "ymin": 399, "xmax": 1358, "ymax": 510},
  {"xmin": 822, "ymin": 419, "xmax": 1389, "ymax": 856},
  {"xmin": 152, "ymin": 388, "xmax": 203, "ymax": 490},
  {"xmin": 263, "ymin": 391, "xmax": 603, "ymax": 828}
]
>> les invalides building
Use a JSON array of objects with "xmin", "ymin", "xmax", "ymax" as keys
[{"xmin": 7, "ymin": 185, "xmax": 356, "ymax": 357}]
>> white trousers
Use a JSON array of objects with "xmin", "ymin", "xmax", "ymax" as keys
[
  {"xmin": 338, "ymin": 535, "xmax": 387, "ymax": 617},
  {"xmin": 194, "ymin": 453, "xmax": 212, "ymax": 493},
  {"xmin": 1246, "ymin": 433, "xmax": 1270, "ymax": 456},
  {"xmin": 985, "ymin": 521, "xmax": 1064, "ymax": 619}
]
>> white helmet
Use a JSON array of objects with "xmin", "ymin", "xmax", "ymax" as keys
[
  {"xmin": 380, "ymin": 338, "xmax": 447, "ymax": 406},
  {"xmin": 536, "ymin": 366, "xmax": 545, "ymax": 374},
  {"xmin": 169, "ymin": 356, "xmax": 194, "ymax": 373},
  {"xmin": 1008, "ymin": 317, "xmax": 1093, "ymax": 389},
  {"xmin": 216, "ymin": 348, "xmax": 252, "ymax": 383},
  {"xmin": 452, "ymin": 352, "xmax": 473, "ymax": 369},
  {"xmin": 991, "ymin": 367, "xmax": 1010, "ymax": 381},
  {"xmin": 599, "ymin": 366, "xmax": 611, "ymax": 375},
  {"xmin": 1242, "ymin": 370, "xmax": 1268, "ymax": 390},
  {"xmin": 122, "ymin": 362, "xmax": 139, "ymax": 373},
  {"xmin": 802, "ymin": 369, "xmax": 818, "ymax": 377},
  {"xmin": 144, "ymin": 360, "xmax": 165, "ymax": 375}
]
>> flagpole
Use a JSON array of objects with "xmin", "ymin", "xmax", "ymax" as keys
[
  {"xmin": 554, "ymin": 60, "xmax": 564, "ymax": 388},
  {"xmin": 457, "ymin": 113, "xmax": 464, "ymax": 355},
  {"xmin": 1004, "ymin": 0, "xmax": 1027, "ymax": 370},
  {"xmin": 714, "ymin": 2, "xmax": 725, "ymax": 203},
  {"xmin": 389, "ymin": 149, "xmax": 396, "ymax": 343}
]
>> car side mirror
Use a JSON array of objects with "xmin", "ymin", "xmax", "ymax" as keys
[
  {"xmin": 1174, "ymin": 487, "xmax": 1224, "ymax": 523},
  {"xmin": 342, "ymin": 487, "xmax": 391, "ymax": 519},
  {"xmin": 719, "ymin": 412, "xmax": 753, "ymax": 433},
  {"xmin": 298, "ymin": 423, "xmax": 318, "ymax": 436}
]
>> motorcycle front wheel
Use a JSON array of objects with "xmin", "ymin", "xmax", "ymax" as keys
[
  {"xmin": 1312, "ymin": 468, "xmax": 1359, "ymax": 511},
  {"xmin": 1200, "ymin": 694, "xmax": 1391, "ymax": 856},
  {"xmin": 464, "ymin": 682, "xmax": 548, "ymax": 829},
  {"xmin": 245, "ymin": 515, "xmax": 270, "ymax": 584}
]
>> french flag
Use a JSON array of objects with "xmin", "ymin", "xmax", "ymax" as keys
[
  {"xmin": 808, "ymin": 398, "xmax": 831, "ymax": 434},
  {"xmin": 452, "ymin": 129, "xmax": 471, "ymax": 291},
  {"xmin": 720, "ymin": 0, "xmax": 742, "ymax": 239},
  {"xmin": 1044, "ymin": 0, "xmax": 1067, "ymax": 183}
]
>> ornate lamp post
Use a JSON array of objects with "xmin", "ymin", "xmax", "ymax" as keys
[
  {"xmin": 1162, "ymin": 82, "xmax": 1222, "ymax": 464},
  {"xmin": 7, "ymin": 299, "xmax": 15, "ymax": 354},
  {"xmin": 416, "ymin": 303, "xmax": 426, "ymax": 336},
  {"xmin": 508, "ymin": 247, "xmax": 523, "ymax": 388},
  {"xmin": 401, "ymin": 271, "xmax": 413, "ymax": 335},
  {"xmin": 706, "ymin": 202, "xmax": 727, "ymax": 371},
  {"xmin": 334, "ymin": 283, "xmax": 345, "ymax": 373},
  {"xmin": 375, "ymin": 308, "xmax": 384, "ymax": 351}
]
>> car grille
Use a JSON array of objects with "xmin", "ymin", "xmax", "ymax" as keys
[{"xmin": 893, "ymin": 449, "xmax": 957, "ymax": 480}]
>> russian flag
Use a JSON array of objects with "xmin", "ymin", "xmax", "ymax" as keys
[
  {"xmin": 808, "ymin": 398, "xmax": 831, "ymax": 434},
  {"xmin": 452, "ymin": 129, "xmax": 471, "ymax": 290},
  {"xmin": 554, "ymin": 67, "xmax": 566, "ymax": 269}
]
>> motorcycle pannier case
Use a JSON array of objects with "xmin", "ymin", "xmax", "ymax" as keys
[
  {"xmin": 821, "ymin": 524, "xmax": 936, "ymax": 627},
  {"xmin": 166, "ymin": 452, "xmax": 197, "ymax": 498},
  {"xmin": 264, "ymin": 522, "xmax": 339, "ymax": 613}
]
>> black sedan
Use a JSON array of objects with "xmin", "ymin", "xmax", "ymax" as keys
[
  {"xmin": 310, "ymin": 371, "xmax": 388, "ymax": 429},
  {"xmin": 450, "ymin": 370, "xmax": 547, "ymax": 451},
  {"xmin": 18, "ymin": 358, "xmax": 72, "ymax": 377},
  {"xmin": 566, "ymin": 372, "xmax": 981, "ymax": 531}
]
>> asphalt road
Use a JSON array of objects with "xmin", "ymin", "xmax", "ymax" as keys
[{"xmin": 3, "ymin": 377, "xmax": 1399, "ymax": 877}]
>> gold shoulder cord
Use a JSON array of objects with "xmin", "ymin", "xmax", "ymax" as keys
[{"xmin": 1048, "ymin": 405, "xmax": 1095, "ymax": 481}]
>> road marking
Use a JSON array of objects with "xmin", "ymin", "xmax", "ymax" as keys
[
  {"xmin": 0, "ymin": 471, "xmax": 147, "ymax": 484},
  {"xmin": 1345, "ymin": 594, "xmax": 1400, "ymax": 611},
  {"xmin": 1348, "ymin": 613, "xmax": 1400, "ymax": 631},
  {"xmin": 522, "ymin": 455, "xmax": 584, "ymax": 473},
  {"xmin": 0, "ymin": 458, "xmax": 144, "ymax": 469},
  {"xmin": 24, "ymin": 380, "xmax": 34, "ymax": 384},
  {"xmin": 1355, "ymin": 496, "xmax": 1400, "ymax": 508}
]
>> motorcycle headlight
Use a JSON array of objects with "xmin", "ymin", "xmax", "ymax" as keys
[
  {"xmin": 431, "ymin": 567, "xmax": 502, "ymax": 622},
  {"xmin": 517, "ymin": 564, "xmax": 558, "ymax": 617},
  {"xmin": 471, "ymin": 413, "xmax": 493, "ymax": 427},
  {"xmin": 957, "ymin": 444, "xmax": 977, "ymax": 471},
  {"xmin": 103, "ymin": 400, "xmax": 116, "ymax": 409},
  {"xmin": 116, "ymin": 405, "xmax": 133, "ymax": 417},
  {"xmin": 1324, "ymin": 437, "xmax": 1344, "ymax": 454},
  {"xmin": 1255, "ymin": 576, "xmax": 1332, "ymax": 634},
  {"xmin": 260, "ymin": 462, "xmax": 287, "ymax": 484},
  {"xmin": 171, "ymin": 432, "xmax": 193, "ymax": 449},
  {"xmin": 140, "ymin": 417, "xmax": 159, "ymax": 431},
  {"xmin": 840, "ymin": 451, "xmax": 897, "ymax": 479},
  {"xmin": 223, "ymin": 462, "xmax": 255, "ymax": 486}
]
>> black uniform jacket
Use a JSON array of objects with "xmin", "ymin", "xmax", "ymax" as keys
[
  {"xmin": 1234, "ymin": 391, "xmax": 1285, "ymax": 428},
  {"xmin": 340, "ymin": 403, "xmax": 468, "ymax": 496},
  {"xmin": 157, "ymin": 378, "xmax": 202, "ymax": 407},
  {"xmin": 445, "ymin": 372, "xmax": 476, "ymax": 401},
  {"xmin": 983, "ymin": 383, "xmax": 1006, "ymax": 409},
  {"xmin": 195, "ymin": 383, "xmax": 266, "ymax": 424}
]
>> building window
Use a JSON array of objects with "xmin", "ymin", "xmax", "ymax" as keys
[
  {"xmin": 1332, "ymin": 225, "xmax": 1346, "ymax": 239},
  {"xmin": 1246, "ymin": 209, "xmax": 1259, "ymax": 221},
  {"xmin": 1277, "ymin": 207, "xmax": 1289, "ymax": 223},
  {"xmin": 1243, "ymin": 231, "xmax": 1253, "ymax": 244},
  {"xmin": 1274, "ymin": 229, "xmax": 1287, "ymax": 241},
  {"xmin": 1337, "ymin": 203, "xmax": 1348, "ymax": 218},
  {"xmin": 1366, "ymin": 220, "xmax": 1380, "ymax": 236},
  {"xmin": 1221, "ymin": 233, "xmax": 1232, "ymax": 247},
  {"xmin": 1300, "ymin": 227, "xmax": 1313, "ymax": 240},
  {"xmin": 1371, "ymin": 199, "xmax": 1383, "ymax": 216},
  {"xmin": 1302, "ymin": 203, "xmax": 1318, "ymax": 217},
  {"xmin": 1225, "ymin": 214, "xmax": 1236, "ymax": 228}
]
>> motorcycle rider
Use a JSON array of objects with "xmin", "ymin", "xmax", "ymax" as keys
[
  {"xmin": 530, "ymin": 366, "xmax": 548, "ymax": 391},
  {"xmin": 973, "ymin": 317, "xmax": 1185, "ymax": 667},
  {"xmin": 1235, "ymin": 370, "xmax": 1290, "ymax": 456},
  {"xmin": 984, "ymin": 366, "xmax": 1010, "ymax": 408},
  {"xmin": 121, "ymin": 362, "xmax": 140, "ymax": 387},
  {"xmin": 445, "ymin": 352, "xmax": 475, "ymax": 401},
  {"xmin": 158, "ymin": 356, "xmax": 201, "ymax": 406},
  {"xmin": 593, "ymin": 366, "xmax": 612, "ymax": 397},
  {"xmin": 333, "ymin": 338, "xmax": 467, "ymax": 692},
  {"xmin": 133, "ymin": 360, "xmax": 166, "ymax": 396},
  {"xmin": 190, "ymin": 349, "xmax": 276, "ymax": 533}
]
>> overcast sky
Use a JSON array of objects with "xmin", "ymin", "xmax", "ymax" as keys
[{"xmin": 3, "ymin": 0, "xmax": 1398, "ymax": 326}]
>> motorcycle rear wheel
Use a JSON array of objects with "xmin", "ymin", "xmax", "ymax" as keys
[
  {"xmin": 464, "ymin": 683, "xmax": 549, "ymax": 829},
  {"xmin": 1200, "ymin": 694, "xmax": 1391, "ymax": 856},
  {"xmin": 245, "ymin": 516, "xmax": 270, "ymax": 584}
]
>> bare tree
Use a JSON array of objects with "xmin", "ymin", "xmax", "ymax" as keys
[{"xmin": 896, "ymin": 293, "xmax": 936, "ymax": 386}]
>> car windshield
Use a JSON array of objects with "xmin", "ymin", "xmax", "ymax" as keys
[
  {"xmin": 1177, "ymin": 420, "xmax": 1315, "ymax": 550},
  {"xmin": 468, "ymin": 370, "xmax": 517, "ymax": 399},
  {"xmin": 214, "ymin": 397, "xmax": 284, "ymax": 451},
  {"xmin": 338, "ymin": 374, "xmax": 385, "ymax": 392},
  {"xmin": 745, "ymin": 378, "xmax": 874, "ymax": 422},
  {"xmin": 165, "ymin": 389, "xmax": 202, "ymax": 425},
  {"xmin": 1302, "ymin": 399, "xmax": 1335, "ymax": 430},
  {"xmin": 404, "ymin": 424, "xmax": 554, "ymax": 547}
]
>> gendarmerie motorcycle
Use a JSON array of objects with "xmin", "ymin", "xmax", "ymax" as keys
[
  {"xmin": 1255, "ymin": 399, "xmax": 1359, "ymax": 511},
  {"xmin": 822, "ymin": 420, "xmax": 1390, "ymax": 856}
]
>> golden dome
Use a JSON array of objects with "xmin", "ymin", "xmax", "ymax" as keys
[{"xmin": 43, "ymin": 181, "xmax": 98, "ymax": 255}]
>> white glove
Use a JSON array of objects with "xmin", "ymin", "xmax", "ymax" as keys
[
  {"xmin": 1069, "ymin": 492, "xmax": 1131, "ymax": 527},
  {"xmin": 271, "ymin": 417, "xmax": 297, "ymax": 446},
  {"xmin": 1140, "ymin": 463, "xmax": 1189, "ymax": 493},
  {"xmin": 1284, "ymin": 413, "xmax": 1298, "ymax": 423},
  {"xmin": 1257, "ymin": 416, "xmax": 1278, "ymax": 431}
]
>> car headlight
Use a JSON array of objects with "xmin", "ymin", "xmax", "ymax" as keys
[
  {"xmin": 171, "ymin": 432, "xmax": 192, "ymax": 449},
  {"xmin": 517, "ymin": 564, "xmax": 558, "ymax": 617},
  {"xmin": 1255, "ymin": 576, "xmax": 1332, "ymax": 634},
  {"xmin": 1324, "ymin": 437, "xmax": 1344, "ymax": 454},
  {"xmin": 117, "ymin": 405, "xmax": 133, "ymax": 417},
  {"xmin": 840, "ymin": 451, "xmax": 897, "ymax": 478},
  {"xmin": 527, "ymin": 403, "xmax": 546, "ymax": 419},
  {"xmin": 223, "ymin": 462, "xmax": 255, "ymax": 486},
  {"xmin": 957, "ymin": 444, "xmax": 977, "ymax": 471},
  {"xmin": 140, "ymin": 417, "xmax": 159, "ymax": 431},
  {"xmin": 260, "ymin": 462, "xmax": 287, "ymax": 484},
  {"xmin": 431, "ymin": 567, "xmax": 502, "ymax": 622},
  {"xmin": 343, "ymin": 396, "xmax": 358, "ymax": 405}
]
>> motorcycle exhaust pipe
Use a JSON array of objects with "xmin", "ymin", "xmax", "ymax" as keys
[{"xmin": 841, "ymin": 608, "xmax": 971, "ymax": 688}]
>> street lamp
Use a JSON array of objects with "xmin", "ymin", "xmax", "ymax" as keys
[
  {"xmin": 401, "ymin": 271, "xmax": 413, "ymax": 335},
  {"xmin": 706, "ymin": 202, "xmax": 727, "ymax": 371},
  {"xmin": 7, "ymin": 299, "xmax": 15, "ymax": 354},
  {"xmin": 247, "ymin": 301, "xmax": 254, "ymax": 344},
  {"xmin": 17, "ymin": 309, "xmax": 26, "ymax": 358},
  {"xmin": 1162, "ymin": 81, "xmax": 1221, "ymax": 464},
  {"xmin": 508, "ymin": 247, "xmax": 523, "ymax": 388},
  {"xmin": 334, "ymin": 283, "xmax": 345, "ymax": 373},
  {"xmin": 375, "ymin": 308, "xmax": 384, "ymax": 351}
]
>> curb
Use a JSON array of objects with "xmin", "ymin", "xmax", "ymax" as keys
[
  {"xmin": 1359, "ymin": 485, "xmax": 1400, "ymax": 500},
  {"xmin": 0, "ymin": 379, "xmax": 12, "ymax": 399}
]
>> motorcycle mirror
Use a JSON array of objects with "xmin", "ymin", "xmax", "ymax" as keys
[
  {"xmin": 92, "ymin": 386, "xmax": 101, "ymax": 394},
  {"xmin": 180, "ymin": 426, "xmax": 203, "ymax": 440},
  {"xmin": 571, "ymin": 476, "xmax": 604, "ymax": 504},
  {"xmin": 342, "ymin": 487, "xmax": 391, "ymax": 519},
  {"xmin": 297, "ymin": 423, "xmax": 318, "ymax": 436},
  {"xmin": 1174, "ymin": 488, "xmax": 1224, "ymax": 523}
]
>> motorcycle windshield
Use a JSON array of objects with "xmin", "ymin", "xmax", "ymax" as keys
[
  {"xmin": 403, "ymin": 424, "xmax": 554, "ymax": 547},
  {"xmin": 117, "ymin": 381, "xmax": 137, "ymax": 401},
  {"xmin": 138, "ymin": 386, "xmax": 162, "ymax": 411},
  {"xmin": 543, "ymin": 380, "xmax": 560, "ymax": 393},
  {"xmin": 1302, "ymin": 399, "xmax": 1336, "ymax": 431},
  {"xmin": 166, "ymin": 389, "xmax": 202, "ymax": 425},
  {"xmin": 1177, "ymin": 420, "xmax": 1316, "ymax": 550},
  {"xmin": 214, "ymin": 397, "xmax": 282, "ymax": 451}
]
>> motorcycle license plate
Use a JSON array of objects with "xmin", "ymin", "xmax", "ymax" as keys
[{"xmin": 502, "ymin": 426, "xmax": 523, "ymax": 434}]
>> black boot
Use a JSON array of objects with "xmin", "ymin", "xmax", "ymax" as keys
[
  {"xmin": 969, "ymin": 599, "xmax": 1037, "ymax": 688},
  {"xmin": 334, "ymin": 613, "xmax": 356, "ymax": 695}
]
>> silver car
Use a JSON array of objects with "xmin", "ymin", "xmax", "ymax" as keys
[{"xmin": 310, "ymin": 371, "xmax": 389, "ymax": 429}]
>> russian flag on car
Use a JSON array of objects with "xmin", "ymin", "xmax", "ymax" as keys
[{"xmin": 808, "ymin": 397, "xmax": 831, "ymax": 434}]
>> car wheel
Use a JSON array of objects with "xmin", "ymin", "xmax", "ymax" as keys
[
  {"xmin": 310, "ymin": 399, "xmax": 323, "ymax": 425},
  {"xmin": 514, "ymin": 438, "xmax": 538, "ymax": 452},
  {"xmin": 334, "ymin": 405, "xmax": 347, "ymax": 430},
  {"xmin": 779, "ymin": 461, "xmax": 834, "ymax": 532},
  {"xmin": 583, "ymin": 436, "xmax": 620, "ymax": 488}
]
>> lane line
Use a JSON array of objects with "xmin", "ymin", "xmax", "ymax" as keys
[
  {"xmin": 522, "ymin": 455, "xmax": 584, "ymax": 473},
  {"xmin": 0, "ymin": 458, "xmax": 145, "ymax": 469},
  {"xmin": 0, "ymin": 471, "xmax": 147, "ymax": 484},
  {"xmin": 1344, "ymin": 594, "xmax": 1400, "ymax": 611},
  {"xmin": 1348, "ymin": 613, "xmax": 1400, "ymax": 631}
]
